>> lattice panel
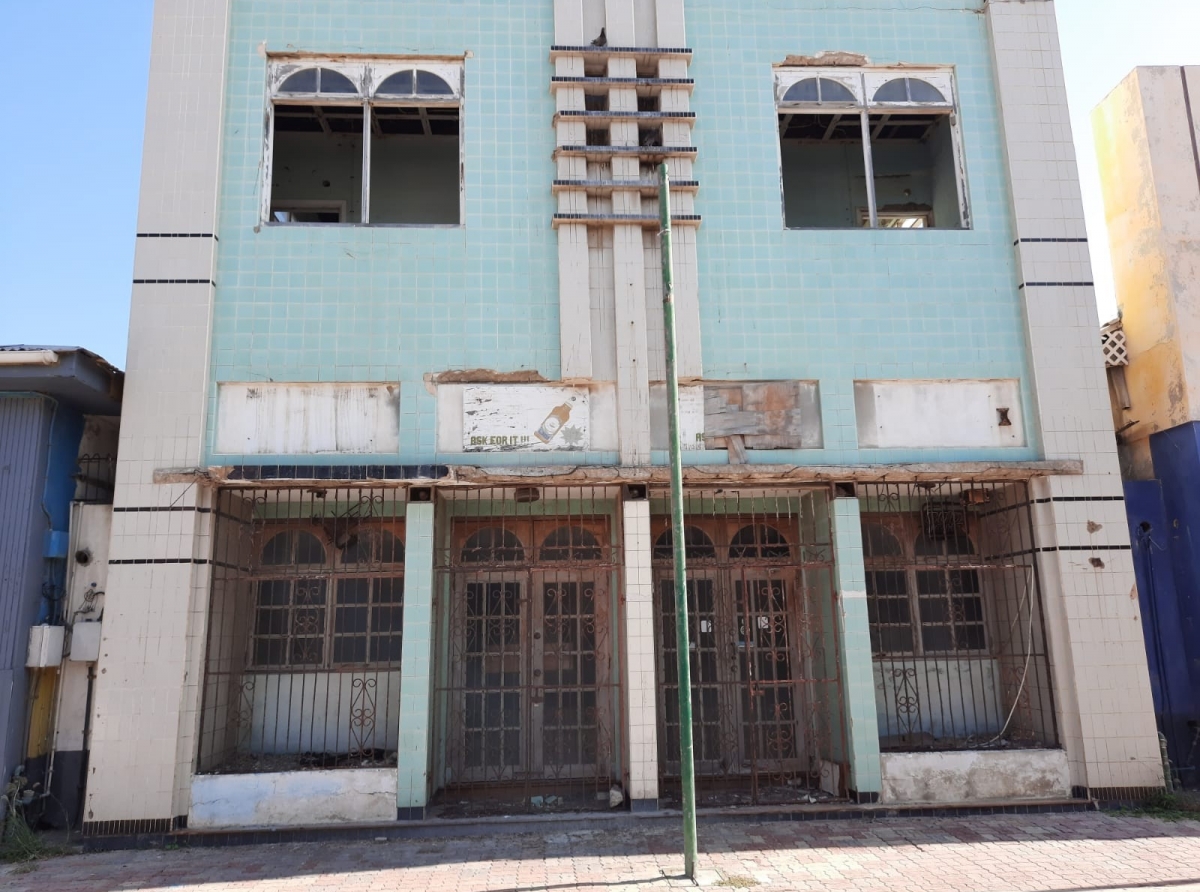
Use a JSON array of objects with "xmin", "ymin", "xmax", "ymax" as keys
[{"xmin": 1101, "ymin": 321, "xmax": 1128, "ymax": 367}]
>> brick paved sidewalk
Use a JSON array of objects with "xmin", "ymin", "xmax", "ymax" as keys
[{"xmin": 4, "ymin": 812, "xmax": 1200, "ymax": 892}]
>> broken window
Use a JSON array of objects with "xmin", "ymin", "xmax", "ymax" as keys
[
  {"xmin": 777, "ymin": 68, "xmax": 967, "ymax": 229},
  {"xmin": 266, "ymin": 60, "xmax": 462, "ymax": 226}
]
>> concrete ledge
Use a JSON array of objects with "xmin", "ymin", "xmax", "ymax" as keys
[
  {"xmin": 85, "ymin": 798, "xmax": 1094, "ymax": 852},
  {"xmin": 189, "ymin": 769, "xmax": 397, "ymax": 829},
  {"xmin": 881, "ymin": 749, "xmax": 1070, "ymax": 804}
]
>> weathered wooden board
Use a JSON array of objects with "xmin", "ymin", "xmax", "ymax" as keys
[
  {"xmin": 703, "ymin": 381, "xmax": 820, "ymax": 449},
  {"xmin": 463, "ymin": 385, "xmax": 591, "ymax": 452}
]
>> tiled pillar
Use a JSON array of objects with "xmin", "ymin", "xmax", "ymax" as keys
[
  {"xmin": 987, "ymin": 0, "xmax": 1163, "ymax": 794},
  {"xmin": 396, "ymin": 500, "xmax": 435, "ymax": 819},
  {"xmin": 622, "ymin": 498, "xmax": 659, "ymax": 809},
  {"xmin": 831, "ymin": 497, "xmax": 881, "ymax": 802},
  {"xmin": 84, "ymin": 0, "xmax": 231, "ymax": 835}
]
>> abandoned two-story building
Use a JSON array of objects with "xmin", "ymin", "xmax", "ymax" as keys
[{"xmin": 81, "ymin": 0, "xmax": 1164, "ymax": 837}]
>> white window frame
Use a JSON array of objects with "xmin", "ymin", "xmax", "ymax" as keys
[
  {"xmin": 774, "ymin": 66, "xmax": 970, "ymax": 230},
  {"xmin": 263, "ymin": 56, "xmax": 465, "ymax": 227}
]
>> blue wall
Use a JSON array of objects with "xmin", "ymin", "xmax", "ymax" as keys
[
  {"xmin": 1126, "ymin": 479, "xmax": 1199, "ymax": 785},
  {"xmin": 209, "ymin": 0, "xmax": 1035, "ymax": 467},
  {"xmin": 1146, "ymin": 421, "xmax": 1200, "ymax": 785}
]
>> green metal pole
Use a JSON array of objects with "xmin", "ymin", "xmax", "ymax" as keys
[{"xmin": 659, "ymin": 161, "xmax": 698, "ymax": 880}]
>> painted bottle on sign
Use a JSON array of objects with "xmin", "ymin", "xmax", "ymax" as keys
[{"xmin": 534, "ymin": 401, "xmax": 573, "ymax": 443}]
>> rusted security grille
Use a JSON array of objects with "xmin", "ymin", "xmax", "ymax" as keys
[
  {"xmin": 859, "ymin": 481, "xmax": 1057, "ymax": 751},
  {"xmin": 433, "ymin": 487, "xmax": 620, "ymax": 813},
  {"xmin": 652, "ymin": 490, "xmax": 846, "ymax": 807},
  {"xmin": 197, "ymin": 486, "xmax": 406, "ymax": 773}
]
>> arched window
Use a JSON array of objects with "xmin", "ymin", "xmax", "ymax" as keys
[
  {"xmin": 653, "ymin": 526, "xmax": 717, "ymax": 561},
  {"xmin": 539, "ymin": 526, "xmax": 602, "ymax": 561},
  {"xmin": 462, "ymin": 527, "xmax": 525, "ymax": 563},
  {"xmin": 340, "ymin": 529, "xmax": 405, "ymax": 566},
  {"xmin": 278, "ymin": 67, "xmax": 358, "ymax": 95},
  {"xmin": 914, "ymin": 532, "xmax": 984, "ymax": 653},
  {"xmin": 863, "ymin": 523, "xmax": 912, "ymax": 654},
  {"xmin": 376, "ymin": 69, "xmax": 455, "ymax": 97},
  {"xmin": 863, "ymin": 522, "xmax": 904, "ymax": 559},
  {"xmin": 261, "ymin": 529, "xmax": 327, "ymax": 567},
  {"xmin": 729, "ymin": 524, "xmax": 791, "ymax": 559},
  {"xmin": 781, "ymin": 77, "xmax": 856, "ymax": 104},
  {"xmin": 873, "ymin": 77, "xmax": 947, "ymax": 104}
]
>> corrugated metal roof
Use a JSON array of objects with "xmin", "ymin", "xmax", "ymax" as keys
[{"xmin": 0, "ymin": 345, "xmax": 122, "ymax": 377}]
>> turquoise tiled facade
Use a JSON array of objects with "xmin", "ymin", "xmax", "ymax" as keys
[{"xmin": 208, "ymin": 0, "xmax": 1036, "ymax": 467}]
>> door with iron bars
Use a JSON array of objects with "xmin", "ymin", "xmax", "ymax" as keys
[
  {"xmin": 652, "ymin": 497, "xmax": 845, "ymax": 806},
  {"xmin": 440, "ymin": 513, "xmax": 617, "ymax": 803}
]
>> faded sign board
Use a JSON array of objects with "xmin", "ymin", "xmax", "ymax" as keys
[
  {"xmin": 463, "ymin": 385, "xmax": 591, "ymax": 452},
  {"xmin": 215, "ymin": 382, "xmax": 400, "ymax": 455}
]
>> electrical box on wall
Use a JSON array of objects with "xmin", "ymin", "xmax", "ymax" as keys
[
  {"xmin": 69, "ymin": 622, "xmax": 102, "ymax": 662},
  {"xmin": 26, "ymin": 625, "xmax": 65, "ymax": 668}
]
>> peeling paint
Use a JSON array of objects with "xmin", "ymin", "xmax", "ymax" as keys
[
  {"xmin": 880, "ymin": 750, "xmax": 1070, "ymax": 804},
  {"xmin": 190, "ymin": 769, "xmax": 396, "ymax": 829}
]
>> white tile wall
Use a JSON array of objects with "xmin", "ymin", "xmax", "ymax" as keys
[
  {"xmin": 987, "ymin": 0, "xmax": 1162, "ymax": 791},
  {"xmin": 622, "ymin": 501, "xmax": 659, "ymax": 802},
  {"xmin": 86, "ymin": 0, "xmax": 231, "ymax": 826}
]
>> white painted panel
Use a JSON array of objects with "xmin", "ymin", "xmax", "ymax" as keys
[
  {"xmin": 190, "ymin": 768, "xmax": 397, "ymax": 828},
  {"xmin": 463, "ymin": 385, "xmax": 591, "ymax": 452},
  {"xmin": 215, "ymin": 383, "xmax": 400, "ymax": 455},
  {"xmin": 880, "ymin": 749, "xmax": 1070, "ymax": 803},
  {"xmin": 855, "ymin": 379, "xmax": 1025, "ymax": 448}
]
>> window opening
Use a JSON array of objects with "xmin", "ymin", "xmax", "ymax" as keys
[
  {"xmin": 777, "ymin": 68, "xmax": 966, "ymax": 229},
  {"xmin": 370, "ymin": 104, "xmax": 461, "ymax": 224},
  {"xmin": 270, "ymin": 104, "xmax": 365, "ymax": 223},
  {"xmin": 639, "ymin": 126, "xmax": 663, "ymax": 147},
  {"xmin": 268, "ymin": 59, "xmax": 462, "ymax": 226},
  {"xmin": 637, "ymin": 93, "xmax": 660, "ymax": 113},
  {"xmin": 779, "ymin": 113, "xmax": 869, "ymax": 228},
  {"xmin": 867, "ymin": 112, "xmax": 960, "ymax": 231}
]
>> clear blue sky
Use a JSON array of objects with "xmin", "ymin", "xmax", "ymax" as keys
[{"xmin": 2, "ymin": 1, "xmax": 1197, "ymax": 368}]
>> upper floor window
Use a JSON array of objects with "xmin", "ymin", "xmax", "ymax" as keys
[
  {"xmin": 775, "ymin": 67, "xmax": 968, "ymax": 230},
  {"xmin": 265, "ymin": 58, "xmax": 463, "ymax": 227}
]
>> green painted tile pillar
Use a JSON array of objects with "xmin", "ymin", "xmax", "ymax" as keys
[
  {"xmin": 397, "ymin": 500, "xmax": 435, "ymax": 819},
  {"xmin": 831, "ymin": 497, "xmax": 882, "ymax": 801}
]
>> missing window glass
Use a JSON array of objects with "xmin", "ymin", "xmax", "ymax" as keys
[
  {"xmin": 869, "ymin": 113, "xmax": 963, "ymax": 231},
  {"xmin": 779, "ymin": 113, "xmax": 867, "ymax": 228},
  {"xmin": 637, "ymin": 93, "xmax": 660, "ymax": 112},
  {"xmin": 370, "ymin": 106, "xmax": 461, "ymax": 224},
  {"xmin": 271, "ymin": 104, "xmax": 364, "ymax": 223}
]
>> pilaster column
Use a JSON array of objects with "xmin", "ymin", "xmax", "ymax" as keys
[
  {"xmin": 622, "ymin": 498, "xmax": 659, "ymax": 809},
  {"xmin": 84, "ymin": 0, "xmax": 231, "ymax": 834},
  {"xmin": 987, "ymin": 0, "xmax": 1162, "ymax": 794},
  {"xmin": 396, "ymin": 499, "xmax": 435, "ymax": 819},
  {"xmin": 831, "ymin": 497, "xmax": 882, "ymax": 802}
]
